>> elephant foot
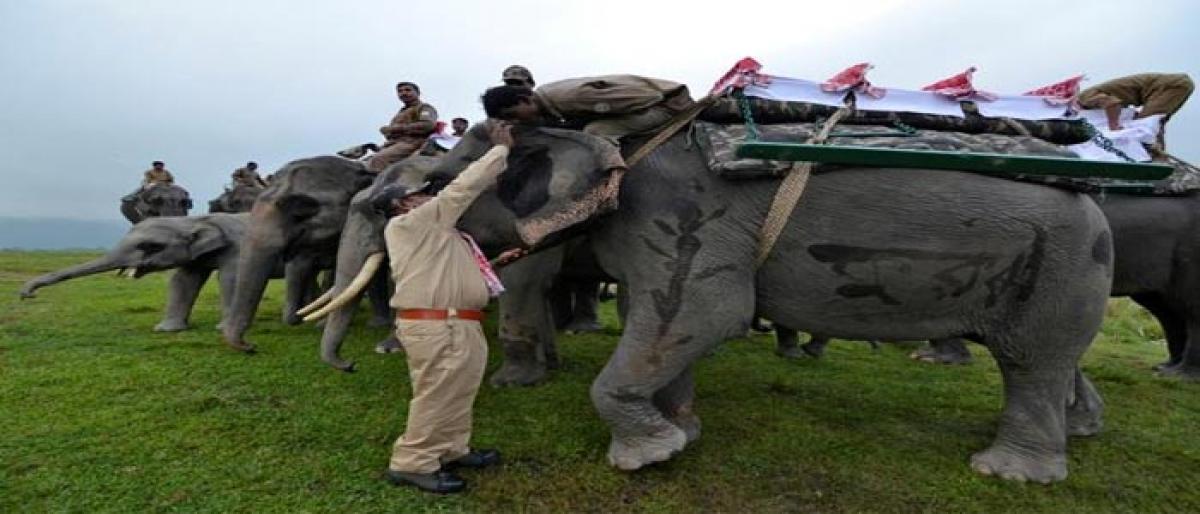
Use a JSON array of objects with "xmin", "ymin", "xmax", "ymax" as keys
[
  {"xmin": 1067, "ymin": 371, "xmax": 1104, "ymax": 437},
  {"xmin": 775, "ymin": 345, "xmax": 809, "ymax": 360},
  {"xmin": 224, "ymin": 339, "xmax": 256, "ymax": 354},
  {"xmin": 488, "ymin": 361, "xmax": 547, "ymax": 387},
  {"xmin": 367, "ymin": 315, "xmax": 393, "ymax": 328},
  {"xmin": 970, "ymin": 444, "xmax": 1067, "ymax": 484},
  {"xmin": 564, "ymin": 319, "xmax": 602, "ymax": 334},
  {"xmin": 1157, "ymin": 361, "xmax": 1200, "ymax": 381},
  {"xmin": 666, "ymin": 411, "xmax": 702, "ymax": 444},
  {"xmin": 607, "ymin": 425, "xmax": 688, "ymax": 471},
  {"xmin": 375, "ymin": 336, "xmax": 404, "ymax": 354},
  {"xmin": 283, "ymin": 312, "xmax": 302, "ymax": 326},
  {"xmin": 909, "ymin": 344, "xmax": 973, "ymax": 365},
  {"xmin": 154, "ymin": 320, "xmax": 189, "ymax": 332}
]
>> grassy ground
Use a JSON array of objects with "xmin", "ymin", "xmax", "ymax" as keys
[{"xmin": 2, "ymin": 250, "xmax": 1198, "ymax": 513}]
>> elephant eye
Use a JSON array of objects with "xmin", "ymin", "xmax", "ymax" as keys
[{"xmin": 137, "ymin": 242, "xmax": 166, "ymax": 254}]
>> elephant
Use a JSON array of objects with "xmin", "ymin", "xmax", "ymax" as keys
[
  {"xmin": 389, "ymin": 123, "xmax": 1113, "ymax": 483},
  {"xmin": 19, "ymin": 213, "xmax": 252, "ymax": 331},
  {"xmin": 221, "ymin": 156, "xmax": 379, "ymax": 352},
  {"xmin": 305, "ymin": 155, "xmax": 610, "ymax": 378},
  {"xmin": 907, "ymin": 194, "xmax": 1200, "ymax": 378},
  {"xmin": 208, "ymin": 184, "xmax": 264, "ymax": 214},
  {"xmin": 120, "ymin": 183, "xmax": 193, "ymax": 224}
]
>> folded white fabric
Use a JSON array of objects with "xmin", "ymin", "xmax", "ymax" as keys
[{"xmin": 1067, "ymin": 109, "xmax": 1162, "ymax": 162}]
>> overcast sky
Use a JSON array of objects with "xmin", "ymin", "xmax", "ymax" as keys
[{"xmin": 1, "ymin": 0, "xmax": 1196, "ymax": 221}]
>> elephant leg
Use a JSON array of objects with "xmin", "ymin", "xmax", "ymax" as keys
[
  {"xmin": 615, "ymin": 286, "xmax": 629, "ymax": 327},
  {"xmin": 547, "ymin": 279, "xmax": 573, "ymax": 330},
  {"xmin": 798, "ymin": 333, "xmax": 829, "ymax": 359},
  {"xmin": 1066, "ymin": 367, "xmax": 1104, "ymax": 436},
  {"xmin": 282, "ymin": 255, "xmax": 318, "ymax": 325},
  {"xmin": 565, "ymin": 280, "xmax": 602, "ymax": 333},
  {"xmin": 215, "ymin": 265, "xmax": 237, "ymax": 331},
  {"xmin": 366, "ymin": 269, "xmax": 393, "ymax": 328},
  {"xmin": 490, "ymin": 249, "xmax": 562, "ymax": 387},
  {"xmin": 774, "ymin": 325, "xmax": 806, "ymax": 359},
  {"xmin": 1130, "ymin": 293, "xmax": 1186, "ymax": 370},
  {"xmin": 155, "ymin": 267, "xmax": 212, "ymax": 332},
  {"xmin": 652, "ymin": 366, "xmax": 700, "ymax": 443},
  {"xmin": 592, "ymin": 280, "xmax": 754, "ymax": 471},
  {"xmin": 910, "ymin": 338, "xmax": 974, "ymax": 365},
  {"xmin": 970, "ymin": 349, "xmax": 1075, "ymax": 484},
  {"xmin": 1159, "ymin": 319, "xmax": 1200, "ymax": 381}
]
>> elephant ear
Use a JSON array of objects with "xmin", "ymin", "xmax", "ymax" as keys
[
  {"xmin": 188, "ymin": 222, "xmax": 228, "ymax": 258},
  {"xmin": 277, "ymin": 194, "xmax": 321, "ymax": 221},
  {"xmin": 499, "ymin": 129, "xmax": 625, "ymax": 247}
]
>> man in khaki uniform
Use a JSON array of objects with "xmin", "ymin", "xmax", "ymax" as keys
[
  {"xmin": 1077, "ymin": 73, "xmax": 1194, "ymax": 153},
  {"xmin": 502, "ymin": 64, "xmax": 536, "ymax": 88},
  {"xmin": 376, "ymin": 121, "xmax": 520, "ymax": 494},
  {"xmin": 367, "ymin": 81, "xmax": 439, "ymax": 172},
  {"xmin": 230, "ymin": 161, "xmax": 266, "ymax": 188},
  {"xmin": 142, "ymin": 161, "xmax": 174, "ymax": 187}
]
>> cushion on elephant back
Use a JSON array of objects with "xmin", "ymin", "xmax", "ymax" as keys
[
  {"xmin": 693, "ymin": 121, "xmax": 1200, "ymax": 196},
  {"xmin": 698, "ymin": 96, "xmax": 1093, "ymax": 145}
]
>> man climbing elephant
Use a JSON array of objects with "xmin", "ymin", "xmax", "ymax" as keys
[
  {"xmin": 372, "ymin": 120, "xmax": 522, "ymax": 494},
  {"xmin": 367, "ymin": 81, "xmax": 439, "ymax": 172},
  {"xmin": 1077, "ymin": 72, "xmax": 1194, "ymax": 156}
]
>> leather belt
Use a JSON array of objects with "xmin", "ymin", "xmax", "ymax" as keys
[{"xmin": 397, "ymin": 308, "xmax": 485, "ymax": 321}]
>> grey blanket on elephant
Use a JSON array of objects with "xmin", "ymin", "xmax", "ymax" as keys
[
  {"xmin": 693, "ymin": 121, "xmax": 1200, "ymax": 196},
  {"xmin": 699, "ymin": 97, "xmax": 1093, "ymax": 145}
]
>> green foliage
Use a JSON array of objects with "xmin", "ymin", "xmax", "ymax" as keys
[{"xmin": 2, "ymin": 251, "xmax": 1197, "ymax": 513}]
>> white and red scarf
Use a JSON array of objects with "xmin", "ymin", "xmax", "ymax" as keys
[
  {"xmin": 922, "ymin": 66, "xmax": 997, "ymax": 101},
  {"xmin": 1023, "ymin": 74, "xmax": 1085, "ymax": 106},
  {"xmin": 460, "ymin": 231, "xmax": 505, "ymax": 297},
  {"xmin": 821, "ymin": 62, "xmax": 887, "ymax": 99}
]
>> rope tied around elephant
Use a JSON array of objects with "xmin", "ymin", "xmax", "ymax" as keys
[{"xmin": 754, "ymin": 106, "xmax": 853, "ymax": 268}]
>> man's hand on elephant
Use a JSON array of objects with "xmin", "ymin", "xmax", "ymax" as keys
[{"xmin": 488, "ymin": 120, "xmax": 515, "ymax": 148}]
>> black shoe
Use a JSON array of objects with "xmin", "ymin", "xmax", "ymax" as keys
[
  {"xmin": 444, "ymin": 449, "xmax": 501, "ymax": 470},
  {"xmin": 385, "ymin": 469, "xmax": 466, "ymax": 494}
]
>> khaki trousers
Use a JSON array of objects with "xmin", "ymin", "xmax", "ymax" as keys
[
  {"xmin": 582, "ymin": 106, "xmax": 677, "ymax": 143},
  {"xmin": 367, "ymin": 138, "xmax": 425, "ymax": 172},
  {"xmin": 389, "ymin": 318, "xmax": 488, "ymax": 474}
]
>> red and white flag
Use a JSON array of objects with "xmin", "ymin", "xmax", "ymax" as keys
[
  {"xmin": 710, "ymin": 57, "xmax": 771, "ymax": 96},
  {"xmin": 1023, "ymin": 74, "xmax": 1085, "ymax": 105},
  {"xmin": 821, "ymin": 62, "xmax": 886, "ymax": 99},
  {"xmin": 922, "ymin": 66, "xmax": 997, "ymax": 101}
]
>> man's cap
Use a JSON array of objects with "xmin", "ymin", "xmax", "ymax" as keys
[
  {"xmin": 502, "ymin": 65, "xmax": 534, "ymax": 84},
  {"xmin": 152, "ymin": 161, "xmax": 164, "ymax": 166}
]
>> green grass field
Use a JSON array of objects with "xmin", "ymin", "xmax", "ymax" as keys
[{"xmin": 2, "ymin": 251, "xmax": 1198, "ymax": 513}]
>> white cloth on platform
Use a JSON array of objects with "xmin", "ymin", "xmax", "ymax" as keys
[
  {"xmin": 743, "ymin": 77, "xmax": 848, "ymax": 107},
  {"xmin": 1067, "ymin": 108, "xmax": 1162, "ymax": 162},
  {"xmin": 853, "ymin": 87, "xmax": 966, "ymax": 117},
  {"xmin": 975, "ymin": 94, "xmax": 1072, "ymax": 120},
  {"xmin": 429, "ymin": 133, "xmax": 461, "ymax": 151}
]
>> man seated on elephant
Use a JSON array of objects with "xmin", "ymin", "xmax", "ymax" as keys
[
  {"xmin": 483, "ymin": 74, "xmax": 694, "ymax": 144},
  {"xmin": 142, "ymin": 160, "xmax": 175, "ymax": 188},
  {"xmin": 371, "ymin": 120, "xmax": 522, "ymax": 494},
  {"xmin": 367, "ymin": 81, "xmax": 439, "ymax": 172},
  {"xmin": 230, "ymin": 161, "xmax": 266, "ymax": 188}
]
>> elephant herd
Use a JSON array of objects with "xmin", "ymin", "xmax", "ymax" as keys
[{"xmin": 20, "ymin": 122, "xmax": 1200, "ymax": 484}]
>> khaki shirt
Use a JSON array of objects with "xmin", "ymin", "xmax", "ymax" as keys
[
  {"xmin": 143, "ymin": 168, "xmax": 174, "ymax": 186},
  {"xmin": 231, "ymin": 167, "xmax": 265, "ymax": 188},
  {"xmin": 384, "ymin": 145, "xmax": 509, "ymax": 310},
  {"xmin": 1078, "ymin": 73, "xmax": 1191, "ymax": 108},
  {"xmin": 383, "ymin": 102, "xmax": 439, "ymax": 142}
]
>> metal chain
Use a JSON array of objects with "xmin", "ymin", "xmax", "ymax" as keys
[
  {"xmin": 1083, "ymin": 120, "xmax": 1137, "ymax": 163},
  {"xmin": 735, "ymin": 90, "xmax": 760, "ymax": 141}
]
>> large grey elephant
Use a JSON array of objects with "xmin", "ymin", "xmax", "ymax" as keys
[
  {"xmin": 387, "ymin": 123, "xmax": 1112, "ymax": 483},
  {"xmin": 20, "ymin": 214, "xmax": 251, "ymax": 331},
  {"xmin": 221, "ymin": 156, "xmax": 379, "ymax": 352},
  {"xmin": 120, "ymin": 183, "xmax": 193, "ymax": 224},
  {"xmin": 306, "ymin": 155, "xmax": 608, "ymax": 378},
  {"xmin": 906, "ymin": 194, "xmax": 1200, "ymax": 378},
  {"xmin": 208, "ymin": 184, "xmax": 263, "ymax": 214}
]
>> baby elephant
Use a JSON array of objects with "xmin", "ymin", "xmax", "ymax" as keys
[{"xmin": 20, "ymin": 213, "xmax": 255, "ymax": 331}]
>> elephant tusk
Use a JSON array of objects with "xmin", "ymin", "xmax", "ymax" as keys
[
  {"xmin": 303, "ymin": 252, "xmax": 384, "ymax": 322},
  {"xmin": 295, "ymin": 287, "xmax": 336, "ymax": 317}
]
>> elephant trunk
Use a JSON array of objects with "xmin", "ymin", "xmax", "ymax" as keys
[
  {"xmin": 19, "ymin": 254, "xmax": 126, "ymax": 299},
  {"xmin": 221, "ymin": 204, "xmax": 286, "ymax": 353}
]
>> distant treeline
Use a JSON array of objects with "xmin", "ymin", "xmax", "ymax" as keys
[{"xmin": 0, "ymin": 217, "xmax": 128, "ymax": 250}]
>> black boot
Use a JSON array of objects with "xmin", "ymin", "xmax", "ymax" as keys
[
  {"xmin": 444, "ymin": 449, "xmax": 501, "ymax": 470},
  {"xmin": 385, "ymin": 469, "xmax": 466, "ymax": 494}
]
